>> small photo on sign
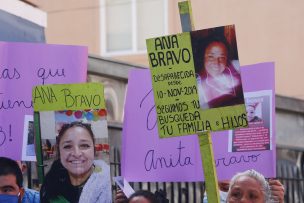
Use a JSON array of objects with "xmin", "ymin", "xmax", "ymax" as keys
[
  {"xmin": 246, "ymin": 102, "xmax": 263, "ymax": 123},
  {"xmin": 229, "ymin": 90, "xmax": 272, "ymax": 152},
  {"xmin": 191, "ymin": 25, "xmax": 245, "ymax": 110},
  {"xmin": 22, "ymin": 115, "xmax": 36, "ymax": 161}
]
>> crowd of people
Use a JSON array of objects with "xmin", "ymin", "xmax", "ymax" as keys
[
  {"xmin": 0, "ymin": 35, "xmax": 282, "ymax": 202},
  {"xmin": 0, "ymin": 157, "xmax": 285, "ymax": 203}
]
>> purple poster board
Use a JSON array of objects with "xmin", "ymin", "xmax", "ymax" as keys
[
  {"xmin": 0, "ymin": 42, "xmax": 87, "ymax": 160},
  {"xmin": 122, "ymin": 62, "xmax": 276, "ymax": 181}
]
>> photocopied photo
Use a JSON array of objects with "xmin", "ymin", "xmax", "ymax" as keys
[
  {"xmin": 22, "ymin": 115, "xmax": 36, "ymax": 161},
  {"xmin": 33, "ymin": 83, "xmax": 112, "ymax": 203},
  {"xmin": 191, "ymin": 25, "xmax": 245, "ymax": 110},
  {"xmin": 229, "ymin": 90, "xmax": 272, "ymax": 152}
]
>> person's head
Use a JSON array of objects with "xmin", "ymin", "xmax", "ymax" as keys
[
  {"xmin": 227, "ymin": 169, "xmax": 271, "ymax": 203},
  {"xmin": 128, "ymin": 190, "xmax": 158, "ymax": 203},
  {"xmin": 57, "ymin": 122, "xmax": 95, "ymax": 179},
  {"xmin": 0, "ymin": 157, "xmax": 24, "ymax": 198},
  {"xmin": 246, "ymin": 104, "xmax": 258, "ymax": 122},
  {"xmin": 202, "ymin": 36, "xmax": 230, "ymax": 77},
  {"xmin": 218, "ymin": 180, "xmax": 230, "ymax": 192}
]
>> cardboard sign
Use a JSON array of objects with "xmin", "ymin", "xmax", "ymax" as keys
[
  {"xmin": 122, "ymin": 62, "xmax": 276, "ymax": 181},
  {"xmin": 0, "ymin": 42, "xmax": 87, "ymax": 160},
  {"xmin": 146, "ymin": 25, "xmax": 247, "ymax": 138}
]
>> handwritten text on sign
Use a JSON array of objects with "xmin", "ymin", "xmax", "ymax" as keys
[
  {"xmin": 122, "ymin": 63, "xmax": 275, "ymax": 181},
  {"xmin": 146, "ymin": 29, "xmax": 247, "ymax": 138},
  {"xmin": 0, "ymin": 42, "xmax": 87, "ymax": 159},
  {"xmin": 146, "ymin": 33, "xmax": 202, "ymax": 137},
  {"xmin": 33, "ymin": 83, "xmax": 105, "ymax": 111}
]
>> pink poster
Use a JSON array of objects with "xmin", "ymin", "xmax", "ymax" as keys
[
  {"xmin": 122, "ymin": 62, "xmax": 276, "ymax": 182},
  {"xmin": 230, "ymin": 91, "xmax": 272, "ymax": 152},
  {"xmin": 0, "ymin": 42, "xmax": 87, "ymax": 160}
]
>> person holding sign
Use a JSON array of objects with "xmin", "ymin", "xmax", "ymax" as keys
[
  {"xmin": 195, "ymin": 35, "xmax": 244, "ymax": 109},
  {"xmin": 227, "ymin": 169, "xmax": 284, "ymax": 203},
  {"xmin": 40, "ymin": 122, "xmax": 111, "ymax": 203},
  {"xmin": 205, "ymin": 178, "xmax": 283, "ymax": 203}
]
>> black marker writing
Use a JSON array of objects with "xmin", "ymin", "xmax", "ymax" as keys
[
  {"xmin": 32, "ymin": 86, "xmax": 57, "ymax": 104},
  {"xmin": 0, "ymin": 124, "xmax": 11, "ymax": 146},
  {"xmin": 215, "ymin": 154, "xmax": 260, "ymax": 167},
  {"xmin": 37, "ymin": 67, "xmax": 65, "ymax": 85},
  {"xmin": 144, "ymin": 141, "xmax": 193, "ymax": 171},
  {"xmin": 139, "ymin": 89, "xmax": 157, "ymax": 131},
  {"xmin": 61, "ymin": 88, "xmax": 101, "ymax": 108},
  {"xmin": 0, "ymin": 93, "xmax": 32, "ymax": 110},
  {"xmin": 221, "ymin": 113, "xmax": 248, "ymax": 129},
  {"xmin": 0, "ymin": 68, "xmax": 20, "ymax": 80}
]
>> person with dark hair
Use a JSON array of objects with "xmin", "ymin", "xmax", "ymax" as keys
[
  {"xmin": 128, "ymin": 190, "xmax": 168, "ymax": 203},
  {"xmin": 0, "ymin": 157, "xmax": 40, "ymax": 203},
  {"xmin": 115, "ymin": 189, "xmax": 169, "ymax": 203},
  {"xmin": 196, "ymin": 35, "xmax": 244, "ymax": 109},
  {"xmin": 40, "ymin": 121, "xmax": 111, "ymax": 203},
  {"xmin": 128, "ymin": 190, "xmax": 158, "ymax": 203}
]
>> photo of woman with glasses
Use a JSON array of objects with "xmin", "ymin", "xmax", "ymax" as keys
[{"xmin": 191, "ymin": 26, "xmax": 245, "ymax": 110}]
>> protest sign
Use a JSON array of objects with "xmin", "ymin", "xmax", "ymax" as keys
[
  {"xmin": 146, "ymin": 25, "xmax": 247, "ymax": 138},
  {"xmin": 33, "ymin": 83, "xmax": 112, "ymax": 202},
  {"xmin": 122, "ymin": 62, "xmax": 276, "ymax": 181},
  {"xmin": 0, "ymin": 42, "xmax": 87, "ymax": 160}
]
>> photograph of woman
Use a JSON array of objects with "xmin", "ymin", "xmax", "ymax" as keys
[
  {"xmin": 191, "ymin": 25, "xmax": 245, "ymax": 110},
  {"xmin": 40, "ymin": 121, "xmax": 111, "ymax": 203},
  {"xmin": 246, "ymin": 103, "xmax": 263, "ymax": 123}
]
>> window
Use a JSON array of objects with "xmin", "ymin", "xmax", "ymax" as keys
[{"xmin": 101, "ymin": 0, "xmax": 168, "ymax": 55}]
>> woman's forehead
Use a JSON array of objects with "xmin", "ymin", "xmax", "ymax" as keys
[
  {"xmin": 61, "ymin": 126, "xmax": 92, "ymax": 140},
  {"xmin": 205, "ymin": 42, "xmax": 227, "ymax": 53}
]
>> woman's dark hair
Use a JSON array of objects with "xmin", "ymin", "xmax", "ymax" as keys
[
  {"xmin": 192, "ymin": 34, "xmax": 232, "ymax": 75},
  {"xmin": 128, "ymin": 190, "xmax": 157, "ymax": 203},
  {"xmin": 56, "ymin": 121, "xmax": 95, "ymax": 158},
  {"xmin": 40, "ymin": 159, "xmax": 72, "ymax": 203},
  {"xmin": 40, "ymin": 122, "xmax": 96, "ymax": 202},
  {"xmin": 0, "ymin": 157, "xmax": 23, "ymax": 188},
  {"xmin": 128, "ymin": 190, "xmax": 169, "ymax": 203}
]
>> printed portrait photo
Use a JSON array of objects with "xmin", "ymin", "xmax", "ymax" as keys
[
  {"xmin": 229, "ymin": 90, "xmax": 272, "ymax": 152},
  {"xmin": 191, "ymin": 25, "xmax": 245, "ymax": 110},
  {"xmin": 22, "ymin": 115, "xmax": 36, "ymax": 161},
  {"xmin": 246, "ymin": 101, "xmax": 263, "ymax": 123},
  {"xmin": 37, "ymin": 109, "xmax": 112, "ymax": 202}
]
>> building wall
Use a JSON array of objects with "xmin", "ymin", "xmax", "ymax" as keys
[
  {"xmin": 188, "ymin": 0, "xmax": 304, "ymax": 101},
  {"xmin": 34, "ymin": 0, "xmax": 101, "ymax": 54},
  {"xmin": 38, "ymin": 0, "xmax": 304, "ymax": 101},
  {"xmin": 276, "ymin": 96, "xmax": 304, "ymax": 149}
]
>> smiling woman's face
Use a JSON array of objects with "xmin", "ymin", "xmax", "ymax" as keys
[
  {"xmin": 204, "ymin": 42, "xmax": 228, "ymax": 77},
  {"xmin": 59, "ymin": 126, "xmax": 94, "ymax": 177}
]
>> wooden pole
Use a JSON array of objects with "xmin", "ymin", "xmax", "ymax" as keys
[{"xmin": 178, "ymin": 1, "xmax": 220, "ymax": 202}]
